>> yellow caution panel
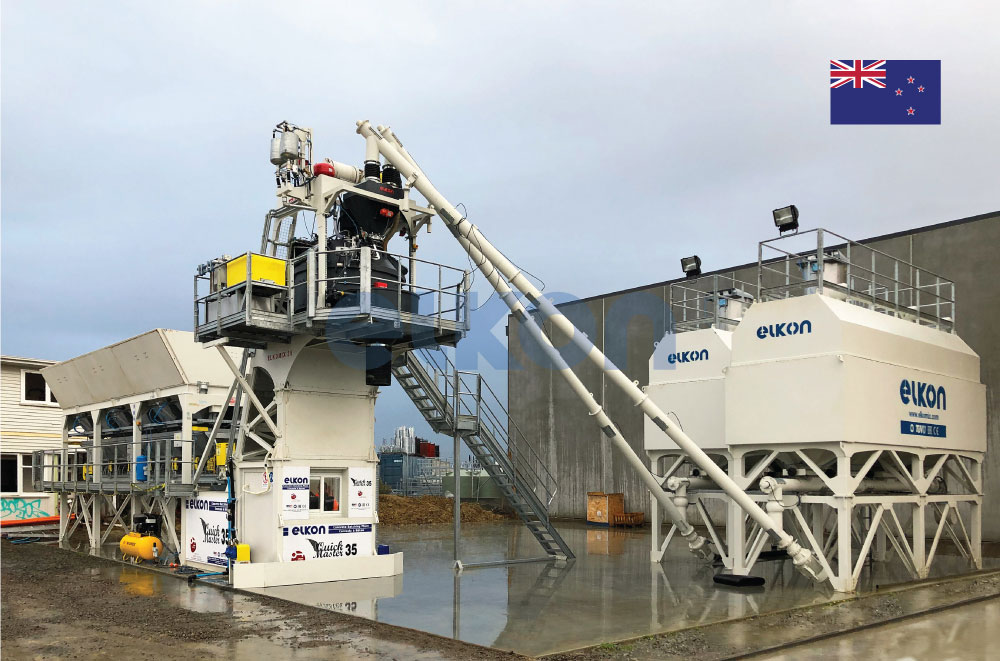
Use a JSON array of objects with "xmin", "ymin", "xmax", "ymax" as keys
[{"xmin": 226, "ymin": 252, "xmax": 286, "ymax": 287}]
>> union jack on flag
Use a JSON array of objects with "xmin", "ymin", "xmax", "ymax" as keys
[{"xmin": 830, "ymin": 60, "xmax": 886, "ymax": 89}]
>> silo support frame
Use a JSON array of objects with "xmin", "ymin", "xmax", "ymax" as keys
[{"xmin": 649, "ymin": 446, "xmax": 982, "ymax": 592}]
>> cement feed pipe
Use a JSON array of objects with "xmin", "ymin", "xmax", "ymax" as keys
[
  {"xmin": 358, "ymin": 120, "xmax": 827, "ymax": 581},
  {"xmin": 363, "ymin": 122, "xmax": 711, "ymax": 561},
  {"xmin": 669, "ymin": 475, "xmax": 910, "ymax": 494},
  {"xmin": 358, "ymin": 120, "xmax": 826, "ymax": 582}
]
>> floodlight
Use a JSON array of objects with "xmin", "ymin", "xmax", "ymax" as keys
[
  {"xmin": 680, "ymin": 255, "xmax": 702, "ymax": 278},
  {"xmin": 773, "ymin": 205, "xmax": 799, "ymax": 234}
]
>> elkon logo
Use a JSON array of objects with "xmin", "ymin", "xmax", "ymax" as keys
[
  {"xmin": 756, "ymin": 320, "xmax": 813, "ymax": 339},
  {"xmin": 667, "ymin": 349, "xmax": 709, "ymax": 364},
  {"xmin": 900, "ymin": 379, "xmax": 946, "ymax": 410}
]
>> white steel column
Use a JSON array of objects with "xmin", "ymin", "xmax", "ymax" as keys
[
  {"xmin": 59, "ymin": 492, "xmax": 70, "ymax": 543},
  {"xmin": 971, "ymin": 458, "xmax": 983, "ymax": 568},
  {"xmin": 836, "ymin": 499, "xmax": 853, "ymax": 592},
  {"xmin": 91, "ymin": 493, "xmax": 101, "ymax": 550},
  {"xmin": 91, "ymin": 410, "xmax": 102, "ymax": 486},
  {"xmin": 649, "ymin": 454, "xmax": 662, "ymax": 561},
  {"xmin": 180, "ymin": 394, "xmax": 193, "ymax": 484},
  {"xmin": 131, "ymin": 403, "xmax": 142, "ymax": 483}
]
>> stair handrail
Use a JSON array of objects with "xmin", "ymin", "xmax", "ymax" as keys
[{"xmin": 413, "ymin": 347, "xmax": 559, "ymax": 510}]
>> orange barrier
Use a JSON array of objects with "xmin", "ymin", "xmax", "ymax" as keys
[{"xmin": 1, "ymin": 514, "xmax": 74, "ymax": 528}]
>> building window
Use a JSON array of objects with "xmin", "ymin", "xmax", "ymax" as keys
[
  {"xmin": 21, "ymin": 370, "xmax": 57, "ymax": 405},
  {"xmin": 1, "ymin": 454, "xmax": 17, "ymax": 493},
  {"xmin": 22, "ymin": 456, "xmax": 34, "ymax": 493},
  {"xmin": 309, "ymin": 474, "xmax": 341, "ymax": 513}
]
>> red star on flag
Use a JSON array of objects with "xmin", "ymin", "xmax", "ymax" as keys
[
  {"xmin": 906, "ymin": 107, "xmax": 916, "ymax": 116},
  {"xmin": 907, "ymin": 76, "xmax": 916, "ymax": 84},
  {"xmin": 918, "ymin": 86, "xmax": 925, "ymax": 92},
  {"xmin": 895, "ymin": 88, "xmax": 903, "ymax": 96}
]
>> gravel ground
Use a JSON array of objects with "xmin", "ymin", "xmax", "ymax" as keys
[{"xmin": 1, "ymin": 540, "xmax": 525, "ymax": 660}]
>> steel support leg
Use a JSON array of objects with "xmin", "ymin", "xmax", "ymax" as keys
[
  {"xmin": 913, "ymin": 499, "xmax": 927, "ymax": 577},
  {"xmin": 836, "ymin": 499, "xmax": 853, "ymax": 592},
  {"xmin": 91, "ymin": 494, "xmax": 100, "ymax": 550},
  {"xmin": 453, "ymin": 427, "xmax": 461, "ymax": 567}
]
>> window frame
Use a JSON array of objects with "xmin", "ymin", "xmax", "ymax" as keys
[
  {"xmin": 20, "ymin": 369, "xmax": 58, "ymax": 407},
  {"xmin": 1, "ymin": 453, "xmax": 46, "ymax": 495},
  {"xmin": 308, "ymin": 471, "xmax": 344, "ymax": 515}
]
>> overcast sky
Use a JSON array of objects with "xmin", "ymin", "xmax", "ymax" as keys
[{"xmin": 3, "ymin": 1, "xmax": 998, "ymax": 447}]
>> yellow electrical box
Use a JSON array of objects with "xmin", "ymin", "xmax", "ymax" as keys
[
  {"xmin": 235, "ymin": 543, "xmax": 251, "ymax": 563},
  {"xmin": 215, "ymin": 442, "xmax": 228, "ymax": 471},
  {"xmin": 225, "ymin": 252, "xmax": 286, "ymax": 288}
]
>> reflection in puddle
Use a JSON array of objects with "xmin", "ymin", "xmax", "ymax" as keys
[{"xmin": 55, "ymin": 520, "xmax": 996, "ymax": 657}]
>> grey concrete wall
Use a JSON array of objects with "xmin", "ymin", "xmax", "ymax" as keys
[{"xmin": 508, "ymin": 212, "xmax": 1000, "ymax": 540}]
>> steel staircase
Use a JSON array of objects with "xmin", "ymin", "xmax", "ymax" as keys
[{"xmin": 393, "ymin": 348, "xmax": 574, "ymax": 559}]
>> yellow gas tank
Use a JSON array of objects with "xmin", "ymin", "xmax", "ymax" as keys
[{"xmin": 119, "ymin": 532, "xmax": 164, "ymax": 562}]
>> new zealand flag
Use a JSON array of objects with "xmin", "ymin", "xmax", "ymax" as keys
[{"xmin": 830, "ymin": 60, "xmax": 941, "ymax": 125}]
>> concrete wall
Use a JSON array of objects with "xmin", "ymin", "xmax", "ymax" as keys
[{"xmin": 508, "ymin": 212, "xmax": 1000, "ymax": 540}]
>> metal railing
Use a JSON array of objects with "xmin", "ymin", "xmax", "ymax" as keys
[
  {"xmin": 669, "ymin": 273, "xmax": 758, "ymax": 332},
  {"xmin": 416, "ymin": 347, "xmax": 559, "ymax": 512},
  {"xmin": 758, "ymin": 228, "xmax": 956, "ymax": 332},
  {"xmin": 193, "ymin": 250, "xmax": 290, "ymax": 334},
  {"xmin": 194, "ymin": 246, "xmax": 470, "ymax": 339},
  {"xmin": 305, "ymin": 247, "xmax": 469, "ymax": 323},
  {"xmin": 32, "ymin": 438, "xmax": 210, "ymax": 492}
]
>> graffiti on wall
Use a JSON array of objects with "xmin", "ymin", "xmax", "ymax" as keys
[{"xmin": 1, "ymin": 497, "xmax": 51, "ymax": 520}]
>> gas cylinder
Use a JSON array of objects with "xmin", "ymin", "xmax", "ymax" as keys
[
  {"xmin": 119, "ymin": 532, "xmax": 164, "ymax": 562},
  {"xmin": 278, "ymin": 131, "xmax": 299, "ymax": 161}
]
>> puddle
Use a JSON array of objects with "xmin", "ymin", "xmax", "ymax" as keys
[{"xmin": 58, "ymin": 520, "xmax": 997, "ymax": 657}]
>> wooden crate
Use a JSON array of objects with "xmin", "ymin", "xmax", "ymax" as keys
[
  {"xmin": 587, "ymin": 492, "xmax": 624, "ymax": 526},
  {"xmin": 611, "ymin": 512, "xmax": 645, "ymax": 527}
]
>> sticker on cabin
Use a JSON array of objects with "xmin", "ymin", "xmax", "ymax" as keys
[
  {"xmin": 282, "ymin": 523, "xmax": 373, "ymax": 560},
  {"xmin": 183, "ymin": 491, "xmax": 228, "ymax": 567},
  {"xmin": 348, "ymin": 467, "xmax": 374, "ymax": 515},
  {"xmin": 282, "ymin": 466, "xmax": 310, "ymax": 520}
]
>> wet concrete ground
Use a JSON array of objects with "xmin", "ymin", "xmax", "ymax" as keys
[
  {"xmin": 753, "ymin": 596, "xmax": 1000, "ymax": 661},
  {"xmin": 1, "ymin": 539, "xmax": 518, "ymax": 660},
  {"xmin": 347, "ymin": 521, "xmax": 993, "ymax": 656},
  {"xmin": 22, "ymin": 519, "xmax": 998, "ymax": 659}
]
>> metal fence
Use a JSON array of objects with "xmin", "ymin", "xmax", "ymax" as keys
[
  {"xmin": 418, "ymin": 347, "xmax": 559, "ymax": 510},
  {"xmin": 32, "ymin": 437, "xmax": 216, "ymax": 493},
  {"xmin": 669, "ymin": 273, "xmax": 758, "ymax": 332},
  {"xmin": 758, "ymin": 228, "xmax": 956, "ymax": 332},
  {"xmin": 194, "ymin": 246, "xmax": 470, "ymax": 340}
]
